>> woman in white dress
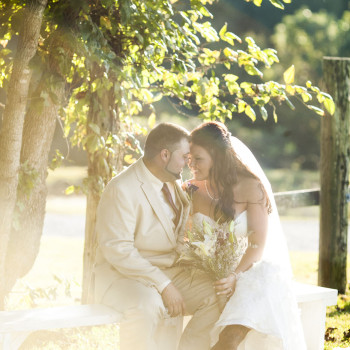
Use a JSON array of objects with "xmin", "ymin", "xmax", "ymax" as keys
[{"xmin": 185, "ymin": 121, "xmax": 306, "ymax": 350}]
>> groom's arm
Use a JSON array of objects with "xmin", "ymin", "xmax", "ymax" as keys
[{"xmin": 96, "ymin": 179, "xmax": 170, "ymax": 293}]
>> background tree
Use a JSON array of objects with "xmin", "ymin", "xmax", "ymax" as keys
[{"xmin": 215, "ymin": 0, "xmax": 350, "ymax": 170}]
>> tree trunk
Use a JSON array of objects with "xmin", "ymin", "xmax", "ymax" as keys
[
  {"xmin": 81, "ymin": 66, "xmax": 124, "ymax": 303},
  {"xmin": 0, "ymin": 0, "xmax": 47, "ymax": 309},
  {"xmin": 318, "ymin": 57, "xmax": 350, "ymax": 293},
  {"xmin": 4, "ymin": 27, "xmax": 77, "ymax": 296},
  {"xmin": 4, "ymin": 78, "xmax": 66, "ymax": 294}
]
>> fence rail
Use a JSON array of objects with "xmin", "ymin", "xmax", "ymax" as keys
[{"xmin": 274, "ymin": 189, "xmax": 320, "ymax": 210}]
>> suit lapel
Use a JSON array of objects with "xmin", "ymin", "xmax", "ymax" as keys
[
  {"xmin": 174, "ymin": 181, "xmax": 190, "ymax": 234},
  {"xmin": 135, "ymin": 159, "xmax": 176, "ymax": 245}
]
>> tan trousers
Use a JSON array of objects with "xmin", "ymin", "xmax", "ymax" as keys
[{"xmin": 102, "ymin": 267, "xmax": 220, "ymax": 350}]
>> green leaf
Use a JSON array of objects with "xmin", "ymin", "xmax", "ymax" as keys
[
  {"xmin": 301, "ymin": 91, "xmax": 312, "ymax": 103},
  {"xmin": 142, "ymin": 89, "xmax": 154, "ymax": 103},
  {"xmin": 273, "ymin": 109, "xmax": 278, "ymax": 123},
  {"xmin": 182, "ymin": 99, "xmax": 192, "ymax": 110},
  {"xmin": 224, "ymin": 74, "xmax": 239, "ymax": 82},
  {"xmin": 270, "ymin": 0, "xmax": 285, "ymax": 9},
  {"xmin": 124, "ymin": 154, "xmax": 136, "ymax": 165},
  {"xmin": 179, "ymin": 11, "xmax": 191, "ymax": 25},
  {"xmin": 225, "ymin": 74, "xmax": 240, "ymax": 94},
  {"xmin": 224, "ymin": 62, "xmax": 231, "ymax": 70},
  {"xmin": 223, "ymin": 47, "xmax": 237, "ymax": 60},
  {"xmin": 152, "ymin": 92, "xmax": 163, "ymax": 102},
  {"xmin": 238, "ymin": 100, "xmax": 246, "ymax": 113},
  {"xmin": 308, "ymin": 105, "xmax": 325, "ymax": 116},
  {"xmin": 148, "ymin": 112, "xmax": 156, "ymax": 128},
  {"xmin": 199, "ymin": 6, "xmax": 212, "ymax": 18},
  {"xmin": 219, "ymin": 23, "xmax": 227, "ymax": 39},
  {"xmin": 319, "ymin": 92, "xmax": 333, "ymax": 100},
  {"xmin": 244, "ymin": 65, "xmax": 263, "ymax": 77},
  {"xmin": 65, "ymin": 185, "xmax": 75, "ymax": 195},
  {"xmin": 285, "ymin": 84, "xmax": 295, "ymax": 95},
  {"xmin": 245, "ymin": 105, "xmax": 256, "ymax": 122},
  {"xmin": 324, "ymin": 98, "xmax": 335, "ymax": 115},
  {"xmin": 260, "ymin": 106, "xmax": 268, "ymax": 121},
  {"xmin": 283, "ymin": 65, "xmax": 295, "ymax": 84},
  {"xmin": 223, "ymin": 32, "xmax": 242, "ymax": 46}
]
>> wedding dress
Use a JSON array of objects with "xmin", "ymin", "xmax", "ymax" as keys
[
  {"xmin": 188, "ymin": 136, "xmax": 307, "ymax": 350},
  {"xmin": 192, "ymin": 211, "xmax": 306, "ymax": 350}
]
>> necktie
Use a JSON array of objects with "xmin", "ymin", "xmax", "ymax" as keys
[{"xmin": 162, "ymin": 183, "xmax": 180, "ymax": 227}]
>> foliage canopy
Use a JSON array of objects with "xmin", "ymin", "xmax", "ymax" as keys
[{"xmin": 0, "ymin": 0, "xmax": 334, "ymax": 191}]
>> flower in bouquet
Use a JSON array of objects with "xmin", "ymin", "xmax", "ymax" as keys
[{"xmin": 177, "ymin": 218, "xmax": 248, "ymax": 280}]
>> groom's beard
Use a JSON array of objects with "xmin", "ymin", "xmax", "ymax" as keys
[
  {"xmin": 165, "ymin": 154, "xmax": 181, "ymax": 180},
  {"xmin": 165, "ymin": 164, "xmax": 181, "ymax": 180}
]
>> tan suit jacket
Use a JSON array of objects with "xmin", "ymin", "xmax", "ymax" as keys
[{"xmin": 93, "ymin": 158, "xmax": 190, "ymax": 303}]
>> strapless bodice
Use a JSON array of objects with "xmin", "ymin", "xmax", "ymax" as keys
[{"xmin": 192, "ymin": 211, "xmax": 248, "ymax": 238}]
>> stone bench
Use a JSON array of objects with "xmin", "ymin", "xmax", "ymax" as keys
[
  {"xmin": 0, "ymin": 282, "xmax": 338, "ymax": 350},
  {"xmin": 294, "ymin": 282, "xmax": 338, "ymax": 350}
]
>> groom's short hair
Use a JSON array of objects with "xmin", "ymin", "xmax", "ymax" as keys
[{"xmin": 144, "ymin": 123, "xmax": 190, "ymax": 160}]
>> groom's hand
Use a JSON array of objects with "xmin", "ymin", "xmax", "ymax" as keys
[{"xmin": 161, "ymin": 283, "xmax": 186, "ymax": 317}]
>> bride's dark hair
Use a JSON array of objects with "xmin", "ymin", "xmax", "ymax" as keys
[{"xmin": 190, "ymin": 121, "xmax": 271, "ymax": 222}]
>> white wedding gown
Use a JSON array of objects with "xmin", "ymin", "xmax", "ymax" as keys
[{"xmin": 192, "ymin": 211, "xmax": 307, "ymax": 350}]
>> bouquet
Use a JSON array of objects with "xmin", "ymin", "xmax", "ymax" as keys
[{"xmin": 177, "ymin": 218, "xmax": 248, "ymax": 280}]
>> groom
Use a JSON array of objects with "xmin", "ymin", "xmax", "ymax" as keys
[{"xmin": 93, "ymin": 122, "xmax": 220, "ymax": 350}]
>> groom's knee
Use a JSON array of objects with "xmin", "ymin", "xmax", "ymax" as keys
[{"xmin": 102, "ymin": 278, "xmax": 165, "ymax": 321}]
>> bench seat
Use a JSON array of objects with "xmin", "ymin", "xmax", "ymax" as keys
[
  {"xmin": 0, "ymin": 282, "xmax": 338, "ymax": 350},
  {"xmin": 0, "ymin": 304, "xmax": 123, "ymax": 333},
  {"xmin": 0, "ymin": 304, "xmax": 122, "ymax": 350}
]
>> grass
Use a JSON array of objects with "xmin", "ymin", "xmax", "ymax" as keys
[
  {"xmin": 265, "ymin": 168, "xmax": 321, "ymax": 192},
  {"xmin": 325, "ymin": 294, "xmax": 350, "ymax": 350}
]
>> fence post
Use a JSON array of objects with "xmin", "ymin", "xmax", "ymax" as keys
[{"xmin": 318, "ymin": 57, "xmax": 350, "ymax": 293}]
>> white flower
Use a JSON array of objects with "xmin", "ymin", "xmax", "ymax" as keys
[{"xmin": 191, "ymin": 234, "xmax": 216, "ymax": 257}]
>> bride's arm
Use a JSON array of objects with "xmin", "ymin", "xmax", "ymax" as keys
[
  {"xmin": 235, "ymin": 200, "xmax": 268, "ymax": 271},
  {"xmin": 214, "ymin": 179, "xmax": 269, "ymax": 296}
]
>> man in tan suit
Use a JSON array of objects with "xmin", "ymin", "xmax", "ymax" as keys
[{"xmin": 93, "ymin": 123, "xmax": 220, "ymax": 350}]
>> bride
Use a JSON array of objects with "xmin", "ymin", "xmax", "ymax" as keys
[{"xmin": 185, "ymin": 121, "xmax": 306, "ymax": 350}]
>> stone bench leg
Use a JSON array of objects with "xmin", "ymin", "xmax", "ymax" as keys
[
  {"xmin": 299, "ymin": 300, "xmax": 327, "ymax": 350},
  {"xmin": 0, "ymin": 331, "xmax": 32, "ymax": 350}
]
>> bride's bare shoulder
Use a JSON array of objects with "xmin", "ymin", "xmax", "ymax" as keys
[{"xmin": 236, "ymin": 176, "xmax": 266, "ymax": 204}]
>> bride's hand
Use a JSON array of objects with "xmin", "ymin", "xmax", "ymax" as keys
[{"xmin": 213, "ymin": 273, "xmax": 237, "ymax": 298}]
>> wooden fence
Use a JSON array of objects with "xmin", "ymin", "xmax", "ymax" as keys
[
  {"xmin": 274, "ymin": 183, "xmax": 349, "ymax": 295},
  {"xmin": 274, "ymin": 188, "xmax": 320, "ymax": 210}
]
